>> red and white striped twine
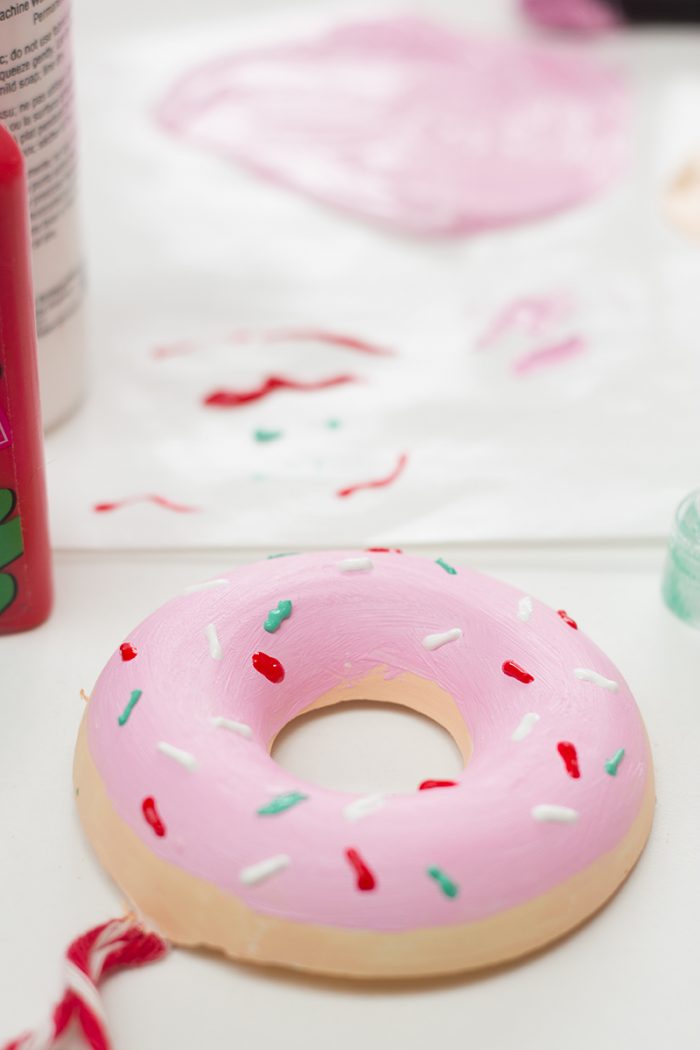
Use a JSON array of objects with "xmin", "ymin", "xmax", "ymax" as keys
[{"xmin": 3, "ymin": 916, "xmax": 169, "ymax": 1050}]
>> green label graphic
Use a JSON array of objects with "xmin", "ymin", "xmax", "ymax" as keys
[{"xmin": 0, "ymin": 488, "xmax": 23, "ymax": 614}]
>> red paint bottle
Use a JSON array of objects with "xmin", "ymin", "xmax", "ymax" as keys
[{"xmin": 0, "ymin": 125, "xmax": 52, "ymax": 633}]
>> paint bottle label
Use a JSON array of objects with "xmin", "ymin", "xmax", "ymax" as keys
[{"xmin": 0, "ymin": 0, "xmax": 84, "ymax": 428}]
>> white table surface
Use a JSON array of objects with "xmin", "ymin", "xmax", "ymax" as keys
[
  {"xmin": 2, "ymin": 543, "xmax": 699, "ymax": 1049},
  {"xmin": 3, "ymin": 0, "xmax": 700, "ymax": 1045}
]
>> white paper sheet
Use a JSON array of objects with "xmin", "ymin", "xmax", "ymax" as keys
[{"xmin": 46, "ymin": 3, "xmax": 700, "ymax": 549}]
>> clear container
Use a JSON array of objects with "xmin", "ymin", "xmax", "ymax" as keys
[{"xmin": 662, "ymin": 489, "xmax": 700, "ymax": 628}]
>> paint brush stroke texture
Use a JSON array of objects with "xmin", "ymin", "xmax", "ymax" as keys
[{"xmin": 157, "ymin": 16, "xmax": 628, "ymax": 236}]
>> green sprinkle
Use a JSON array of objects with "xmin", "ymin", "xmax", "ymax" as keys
[
  {"xmin": 254, "ymin": 428, "xmax": 282, "ymax": 443},
  {"xmin": 257, "ymin": 791, "xmax": 308, "ymax": 816},
  {"xmin": 436, "ymin": 557, "xmax": 457, "ymax": 575},
  {"xmin": 427, "ymin": 866, "xmax": 459, "ymax": 898},
  {"xmin": 264, "ymin": 599, "xmax": 293, "ymax": 633},
  {"xmin": 604, "ymin": 748, "xmax": 625, "ymax": 776},
  {"xmin": 326, "ymin": 418, "xmax": 342, "ymax": 429},
  {"xmin": 118, "ymin": 689, "xmax": 142, "ymax": 726},
  {"xmin": 267, "ymin": 552, "xmax": 297, "ymax": 559}
]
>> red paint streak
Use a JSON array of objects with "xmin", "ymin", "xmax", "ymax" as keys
[
  {"xmin": 204, "ymin": 373, "xmax": 357, "ymax": 408},
  {"xmin": 366, "ymin": 547, "xmax": 403, "ymax": 553},
  {"xmin": 345, "ymin": 848, "xmax": 377, "ymax": 892},
  {"xmin": 154, "ymin": 329, "xmax": 395, "ymax": 359},
  {"xmin": 252, "ymin": 651, "xmax": 285, "ymax": 683},
  {"xmin": 418, "ymin": 779, "xmax": 458, "ymax": 791},
  {"xmin": 558, "ymin": 609, "xmax": 578, "ymax": 629},
  {"xmin": 337, "ymin": 452, "xmax": 408, "ymax": 499},
  {"xmin": 263, "ymin": 328, "xmax": 394, "ymax": 357},
  {"xmin": 502, "ymin": 660, "xmax": 535, "ymax": 684},
  {"xmin": 142, "ymin": 797, "xmax": 166, "ymax": 837},
  {"xmin": 94, "ymin": 494, "xmax": 199, "ymax": 514},
  {"xmin": 120, "ymin": 642, "xmax": 137, "ymax": 661},
  {"xmin": 557, "ymin": 741, "xmax": 581, "ymax": 779}
]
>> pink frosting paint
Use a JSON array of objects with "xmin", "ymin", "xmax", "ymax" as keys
[
  {"xmin": 521, "ymin": 0, "xmax": 621, "ymax": 32},
  {"xmin": 157, "ymin": 17, "xmax": 628, "ymax": 236},
  {"xmin": 86, "ymin": 552, "xmax": 650, "ymax": 932}
]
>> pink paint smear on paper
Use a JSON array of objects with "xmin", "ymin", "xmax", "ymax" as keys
[
  {"xmin": 157, "ymin": 16, "xmax": 628, "ymax": 236},
  {"xmin": 476, "ymin": 293, "xmax": 574, "ymax": 349},
  {"xmin": 153, "ymin": 328, "xmax": 394, "ymax": 360},
  {"xmin": 93, "ymin": 495, "xmax": 200, "ymax": 514},
  {"xmin": 521, "ymin": 0, "xmax": 620, "ymax": 33},
  {"xmin": 511, "ymin": 334, "xmax": 587, "ymax": 375},
  {"xmin": 476, "ymin": 292, "xmax": 587, "ymax": 376}
]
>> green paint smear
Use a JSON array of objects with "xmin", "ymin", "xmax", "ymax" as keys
[
  {"xmin": 326, "ymin": 419, "xmax": 342, "ymax": 429},
  {"xmin": 257, "ymin": 791, "xmax": 308, "ymax": 816},
  {"xmin": 254, "ymin": 428, "xmax": 283, "ymax": 443},
  {"xmin": 604, "ymin": 748, "xmax": 625, "ymax": 776},
  {"xmin": 267, "ymin": 552, "xmax": 297, "ymax": 559},
  {"xmin": 118, "ymin": 689, "xmax": 143, "ymax": 726},
  {"xmin": 435, "ymin": 557, "xmax": 457, "ymax": 575},
  {"xmin": 427, "ymin": 866, "xmax": 459, "ymax": 898},
  {"xmin": 264, "ymin": 599, "xmax": 293, "ymax": 633}
]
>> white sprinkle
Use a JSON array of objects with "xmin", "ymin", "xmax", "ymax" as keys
[
  {"xmin": 343, "ymin": 793, "xmax": 386, "ymax": 821},
  {"xmin": 205, "ymin": 622, "xmax": 222, "ymax": 660},
  {"xmin": 338, "ymin": 557, "xmax": 373, "ymax": 573},
  {"xmin": 511, "ymin": 712, "xmax": 540, "ymax": 741},
  {"xmin": 422, "ymin": 627, "xmax": 462, "ymax": 651},
  {"xmin": 532, "ymin": 804, "xmax": 579, "ymax": 824},
  {"xmin": 210, "ymin": 716, "xmax": 253, "ymax": 738},
  {"xmin": 517, "ymin": 596, "xmax": 533, "ymax": 622},
  {"xmin": 573, "ymin": 668, "xmax": 619, "ymax": 692},
  {"xmin": 240, "ymin": 854, "xmax": 290, "ymax": 886},
  {"xmin": 157, "ymin": 742, "xmax": 197, "ymax": 771},
  {"xmin": 183, "ymin": 578, "xmax": 229, "ymax": 594}
]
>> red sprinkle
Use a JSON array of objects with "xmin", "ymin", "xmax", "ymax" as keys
[
  {"xmin": 142, "ymin": 797, "xmax": 166, "ymax": 837},
  {"xmin": 120, "ymin": 642, "xmax": 137, "ymax": 661},
  {"xmin": 337, "ymin": 452, "xmax": 408, "ymax": 499},
  {"xmin": 558, "ymin": 610, "xmax": 578, "ymax": 630},
  {"xmin": 418, "ymin": 779, "xmax": 458, "ymax": 791},
  {"xmin": 204, "ymin": 373, "xmax": 356, "ymax": 408},
  {"xmin": 557, "ymin": 741, "xmax": 581, "ymax": 779},
  {"xmin": 345, "ymin": 848, "xmax": 377, "ymax": 892},
  {"xmin": 366, "ymin": 547, "xmax": 403, "ymax": 553},
  {"xmin": 252, "ymin": 651, "xmax": 285, "ymax": 683},
  {"xmin": 502, "ymin": 660, "xmax": 535, "ymax": 684}
]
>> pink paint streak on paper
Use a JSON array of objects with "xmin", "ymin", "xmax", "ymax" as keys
[
  {"xmin": 521, "ymin": 0, "xmax": 620, "ymax": 33},
  {"xmin": 476, "ymin": 293, "xmax": 574, "ymax": 349},
  {"xmin": 157, "ymin": 17, "xmax": 628, "ymax": 236},
  {"xmin": 511, "ymin": 334, "xmax": 587, "ymax": 375}
]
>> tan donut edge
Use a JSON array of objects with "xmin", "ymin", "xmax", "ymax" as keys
[{"xmin": 74, "ymin": 716, "xmax": 655, "ymax": 979}]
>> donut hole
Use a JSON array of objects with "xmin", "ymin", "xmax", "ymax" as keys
[{"xmin": 271, "ymin": 699, "xmax": 465, "ymax": 795}]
